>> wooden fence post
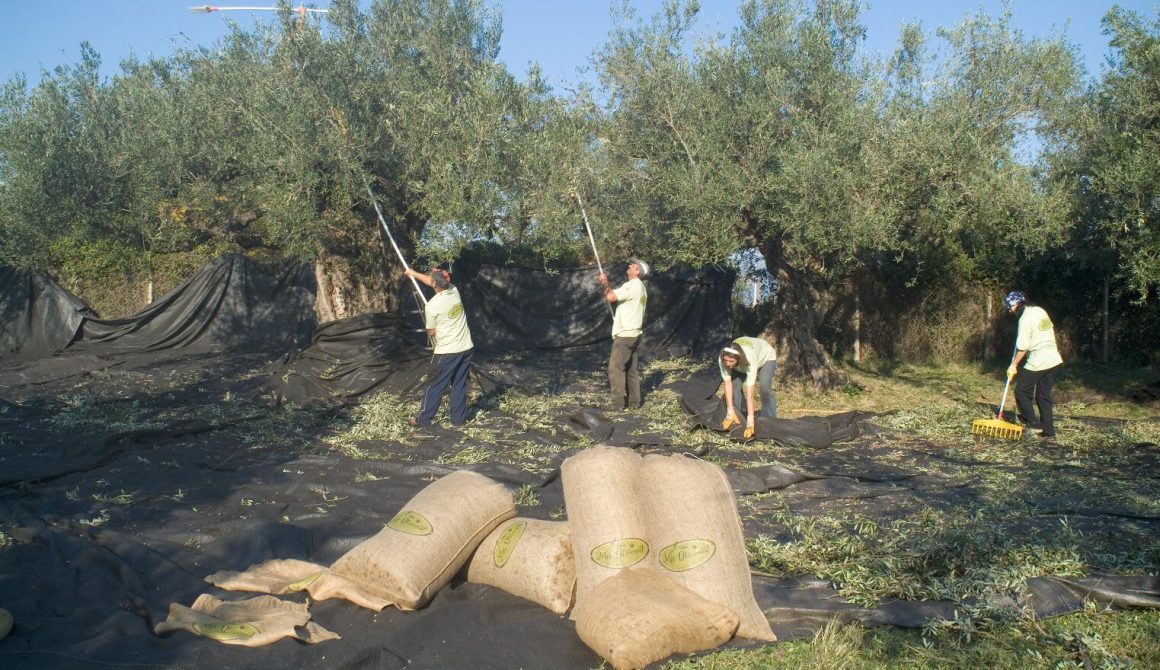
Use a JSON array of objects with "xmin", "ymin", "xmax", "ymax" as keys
[{"xmin": 853, "ymin": 289, "xmax": 861, "ymax": 363}]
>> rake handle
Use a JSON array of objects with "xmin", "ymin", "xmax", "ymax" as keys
[
  {"xmin": 996, "ymin": 339, "xmax": 1020, "ymax": 421},
  {"xmin": 996, "ymin": 374, "xmax": 1013, "ymax": 420}
]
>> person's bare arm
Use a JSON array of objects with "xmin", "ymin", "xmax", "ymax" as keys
[
  {"xmin": 599, "ymin": 273, "xmax": 618, "ymax": 303},
  {"xmin": 405, "ymin": 268, "xmax": 435, "ymax": 289}
]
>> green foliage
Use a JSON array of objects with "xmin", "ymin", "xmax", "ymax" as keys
[
  {"xmin": 1052, "ymin": 7, "xmax": 1160, "ymax": 302},
  {"xmin": 589, "ymin": 1, "xmax": 1077, "ymax": 278},
  {"xmin": 748, "ymin": 507, "xmax": 1086, "ymax": 607},
  {"xmin": 1, "ymin": 0, "xmax": 1157, "ymax": 364},
  {"xmin": 662, "ymin": 609, "xmax": 1160, "ymax": 669},
  {"xmin": 880, "ymin": 8, "xmax": 1080, "ymax": 288}
]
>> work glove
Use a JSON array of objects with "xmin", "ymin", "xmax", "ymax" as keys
[
  {"xmin": 743, "ymin": 419, "xmax": 755, "ymax": 440},
  {"xmin": 1006, "ymin": 365, "xmax": 1017, "ymax": 379},
  {"xmin": 721, "ymin": 412, "xmax": 741, "ymax": 431}
]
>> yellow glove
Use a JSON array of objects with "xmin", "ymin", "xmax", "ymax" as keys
[
  {"xmin": 721, "ymin": 412, "xmax": 741, "ymax": 431},
  {"xmin": 1006, "ymin": 365, "xmax": 1017, "ymax": 379},
  {"xmin": 743, "ymin": 424, "xmax": 756, "ymax": 440}
]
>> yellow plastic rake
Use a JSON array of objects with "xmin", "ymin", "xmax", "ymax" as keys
[{"xmin": 972, "ymin": 372, "xmax": 1023, "ymax": 440}]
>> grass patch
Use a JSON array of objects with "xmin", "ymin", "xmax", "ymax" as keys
[
  {"xmin": 664, "ymin": 608, "xmax": 1160, "ymax": 669},
  {"xmin": 515, "ymin": 483, "xmax": 541, "ymax": 507},
  {"xmin": 748, "ymin": 507, "xmax": 1088, "ymax": 607}
]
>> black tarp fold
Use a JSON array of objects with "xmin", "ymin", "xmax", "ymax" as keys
[
  {"xmin": 454, "ymin": 259, "xmax": 734, "ymax": 359},
  {"xmin": 0, "ymin": 266, "xmax": 94, "ymax": 359},
  {"xmin": 77, "ymin": 254, "xmax": 315, "ymax": 354}
]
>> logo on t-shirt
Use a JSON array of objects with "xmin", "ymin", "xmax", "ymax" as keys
[
  {"xmin": 449, "ymin": 303, "xmax": 463, "ymax": 319},
  {"xmin": 1038, "ymin": 318, "xmax": 1052, "ymax": 332}
]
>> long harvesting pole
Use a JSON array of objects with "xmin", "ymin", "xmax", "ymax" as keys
[
  {"xmin": 363, "ymin": 177, "xmax": 427, "ymax": 307},
  {"xmin": 574, "ymin": 191, "xmax": 614, "ymax": 318},
  {"xmin": 574, "ymin": 191, "xmax": 604, "ymax": 276}
]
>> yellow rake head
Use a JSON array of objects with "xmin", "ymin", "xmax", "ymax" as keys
[{"xmin": 971, "ymin": 417, "xmax": 1023, "ymax": 440}]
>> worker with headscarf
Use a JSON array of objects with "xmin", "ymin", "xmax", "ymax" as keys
[
  {"xmin": 1004, "ymin": 291, "xmax": 1063, "ymax": 439},
  {"xmin": 719, "ymin": 336, "xmax": 778, "ymax": 440}
]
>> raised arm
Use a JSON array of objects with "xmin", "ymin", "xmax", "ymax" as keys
[
  {"xmin": 599, "ymin": 272, "xmax": 618, "ymax": 303},
  {"xmin": 405, "ymin": 267, "xmax": 436, "ymax": 289}
]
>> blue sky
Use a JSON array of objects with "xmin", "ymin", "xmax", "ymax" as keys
[{"xmin": 0, "ymin": 1, "xmax": 1152, "ymax": 89}]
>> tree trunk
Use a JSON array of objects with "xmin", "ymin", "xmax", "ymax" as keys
[
  {"xmin": 984, "ymin": 289, "xmax": 995, "ymax": 361},
  {"xmin": 313, "ymin": 260, "xmax": 340, "ymax": 322},
  {"xmin": 313, "ymin": 243, "xmax": 393, "ymax": 323},
  {"xmin": 762, "ymin": 238, "xmax": 847, "ymax": 390},
  {"xmin": 1102, "ymin": 278, "xmax": 1109, "ymax": 363},
  {"xmin": 853, "ymin": 288, "xmax": 861, "ymax": 364}
]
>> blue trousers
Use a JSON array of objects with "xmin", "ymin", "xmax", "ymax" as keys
[
  {"xmin": 417, "ymin": 348, "xmax": 473, "ymax": 426},
  {"xmin": 728, "ymin": 361, "xmax": 777, "ymax": 419}
]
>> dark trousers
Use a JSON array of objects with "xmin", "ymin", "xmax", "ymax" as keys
[
  {"xmin": 417, "ymin": 348, "xmax": 474, "ymax": 426},
  {"xmin": 1015, "ymin": 364, "xmax": 1060, "ymax": 436},
  {"xmin": 608, "ymin": 335, "xmax": 641, "ymax": 409},
  {"xmin": 729, "ymin": 361, "xmax": 778, "ymax": 419}
]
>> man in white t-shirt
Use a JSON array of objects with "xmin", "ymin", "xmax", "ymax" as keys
[
  {"xmin": 598, "ymin": 259, "xmax": 649, "ymax": 411},
  {"xmin": 1004, "ymin": 291, "xmax": 1063, "ymax": 439},
  {"xmin": 405, "ymin": 266, "xmax": 474, "ymax": 427}
]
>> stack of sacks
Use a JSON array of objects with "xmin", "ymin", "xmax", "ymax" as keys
[
  {"xmin": 466, "ymin": 518, "xmax": 576, "ymax": 615},
  {"xmin": 326, "ymin": 470, "xmax": 515, "ymax": 609},
  {"xmin": 160, "ymin": 470, "xmax": 516, "ymax": 645},
  {"xmin": 563, "ymin": 446, "xmax": 775, "ymax": 669}
]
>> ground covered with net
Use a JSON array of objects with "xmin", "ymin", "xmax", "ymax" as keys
[
  {"xmin": 2, "ymin": 341, "xmax": 1158, "ymax": 669},
  {"xmin": 1, "ymin": 255, "xmax": 1158, "ymax": 668}
]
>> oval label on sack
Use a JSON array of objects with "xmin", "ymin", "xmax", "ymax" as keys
[
  {"xmin": 590, "ymin": 538, "xmax": 649, "ymax": 568},
  {"xmin": 659, "ymin": 539, "xmax": 716, "ymax": 572},
  {"xmin": 288, "ymin": 571, "xmax": 323, "ymax": 592},
  {"xmin": 388, "ymin": 511, "xmax": 433, "ymax": 535},
  {"xmin": 192, "ymin": 622, "xmax": 259, "ymax": 641},
  {"xmin": 493, "ymin": 521, "xmax": 526, "ymax": 568}
]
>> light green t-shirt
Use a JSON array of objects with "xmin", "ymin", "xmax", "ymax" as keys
[
  {"xmin": 1015, "ymin": 305, "xmax": 1062, "ymax": 371},
  {"xmin": 425, "ymin": 285, "xmax": 473, "ymax": 354},
  {"xmin": 719, "ymin": 336, "xmax": 777, "ymax": 386},
  {"xmin": 611, "ymin": 277, "xmax": 647, "ymax": 338}
]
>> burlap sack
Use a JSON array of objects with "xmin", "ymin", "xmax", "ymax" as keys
[
  {"xmin": 466, "ymin": 518, "xmax": 575, "ymax": 614},
  {"xmin": 560, "ymin": 446, "xmax": 649, "ymax": 610},
  {"xmin": 639, "ymin": 453, "xmax": 776, "ymax": 641},
  {"xmin": 573, "ymin": 567, "xmax": 739, "ymax": 670},
  {"xmin": 329, "ymin": 470, "xmax": 516, "ymax": 609},
  {"xmin": 206, "ymin": 558, "xmax": 394, "ymax": 611},
  {"xmin": 153, "ymin": 594, "xmax": 339, "ymax": 646}
]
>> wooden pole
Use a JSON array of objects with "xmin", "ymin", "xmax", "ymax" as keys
[{"xmin": 853, "ymin": 289, "xmax": 861, "ymax": 363}]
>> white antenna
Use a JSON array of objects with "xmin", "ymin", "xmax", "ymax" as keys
[{"xmin": 189, "ymin": 6, "xmax": 329, "ymax": 14}]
